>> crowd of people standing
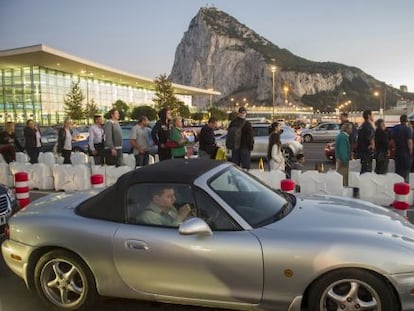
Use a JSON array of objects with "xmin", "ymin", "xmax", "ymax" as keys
[{"xmin": 335, "ymin": 110, "xmax": 414, "ymax": 185}]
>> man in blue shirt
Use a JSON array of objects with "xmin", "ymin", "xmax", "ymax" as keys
[
  {"xmin": 392, "ymin": 114, "xmax": 413, "ymax": 182},
  {"xmin": 357, "ymin": 110, "xmax": 375, "ymax": 174}
]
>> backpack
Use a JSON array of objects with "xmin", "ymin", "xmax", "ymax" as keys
[{"xmin": 226, "ymin": 120, "xmax": 246, "ymax": 150}]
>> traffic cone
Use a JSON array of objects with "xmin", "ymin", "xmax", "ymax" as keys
[{"xmin": 258, "ymin": 158, "xmax": 264, "ymax": 171}]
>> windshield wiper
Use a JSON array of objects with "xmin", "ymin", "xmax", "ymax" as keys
[{"xmin": 254, "ymin": 201, "xmax": 293, "ymax": 228}]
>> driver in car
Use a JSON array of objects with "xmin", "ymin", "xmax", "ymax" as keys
[{"xmin": 138, "ymin": 186, "xmax": 193, "ymax": 226}]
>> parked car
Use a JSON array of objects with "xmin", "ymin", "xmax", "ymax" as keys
[
  {"xmin": 214, "ymin": 124, "xmax": 303, "ymax": 161},
  {"xmin": 14, "ymin": 124, "xmax": 58, "ymax": 152},
  {"xmin": 72, "ymin": 125, "xmax": 134, "ymax": 154},
  {"xmin": 300, "ymin": 122, "xmax": 340, "ymax": 142},
  {"xmin": 3, "ymin": 159, "xmax": 414, "ymax": 311},
  {"xmin": 72, "ymin": 126, "xmax": 89, "ymax": 142},
  {"xmin": 0, "ymin": 184, "xmax": 18, "ymax": 233},
  {"xmin": 324, "ymin": 141, "xmax": 336, "ymax": 161}
]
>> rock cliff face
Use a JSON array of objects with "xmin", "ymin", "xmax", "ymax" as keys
[{"xmin": 170, "ymin": 7, "xmax": 386, "ymax": 111}]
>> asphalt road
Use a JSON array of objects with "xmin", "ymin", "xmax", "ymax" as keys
[{"xmin": 0, "ymin": 142, "xmax": 407, "ymax": 311}]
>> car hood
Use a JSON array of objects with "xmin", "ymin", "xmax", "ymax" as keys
[
  {"xmin": 264, "ymin": 194, "xmax": 414, "ymax": 239},
  {"xmin": 257, "ymin": 194, "xmax": 414, "ymax": 274}
]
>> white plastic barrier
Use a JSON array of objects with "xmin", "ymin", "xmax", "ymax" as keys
[
  {"xmin": 91, "ymin": 165, "xmax": 133, "ymax": 187},
  {"xmin": 290, "ymin": 169, "xmax": 302, "ymax": 186},
  {"xmin": 299, "ymin": 170, "xmax": 345, "ymax": 196},
  {"xmin": 53, "ymin": 164, "xmax": 91, "ymax": 192},
  {"xmin": 16, "ymin": 152, "xmax": 29, "ymax": 163},
  {"xmin": 70, "ymin": 152, "xmax": 89, "ymax": 165},
  {"xmin": 0, "ymin": 153, "xmax": 6, "ymax": 163},
  {"xmin": 88, "ymin": 156, "xmax": 95, "ymax": 166},
  {"xmin": 348, "ymin": 159, "xmax": 361, "ymax": 172},
  {"xmin": 148, "ymin": 154, "xmax": 155, "ymax": 165},
  {"xmin": 388, "ymin": 159, "xmax": 395, "ymax": 173},
  {"xmin": 0, "ymin": 163, "xmax": 13, "ymax": 187},
  {"xmin": 123, "ymin": 153, "xmax": 136, "ymax": 169},
  {"xmin": 249, "ymin": 169, "xmax": 286, "ymax": 189},
  {"xmin": 38, "ymin": 152, "xmax": 56, "ymax": 167},
  {"xmin": 359, "ymin": 172, "xmax": 404, "ymax": 206},
  {"xmin": 325, "ymin": 170, "xmax": 345, "ymax": 196},
  {"xmin": 348, "ymin": 171, "xmax": 360, "ymax": 188},
  {"xmin": 31, "ymin": 163, "xmax": 54, "ymax": 190},
  {"xmin": 9, "ymin": 162, "xmax": 35, "ymax": 189}
]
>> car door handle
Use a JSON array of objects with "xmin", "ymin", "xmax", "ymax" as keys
[{"xmin": 126, "ymin": 240, "xmax": 149, "ymax": 251}]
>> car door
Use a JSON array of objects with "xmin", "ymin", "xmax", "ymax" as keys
[
  {"xmin": 327, "ymin": 124, "xmax": 340, "ymax": 140},
  {"xmin": 113, "ymin": 183, "xmax": 263, "ymax": 304},
  {"xmin": 252, "ymin": 125, "xmax": 269, "ymax": 158},
  {"xmin": 313, "ymin": 123, "xmax": 329, "ymax": 141}
]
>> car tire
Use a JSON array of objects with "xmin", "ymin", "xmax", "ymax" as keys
[
  {"xmin": 307, "ymin": 268, "xmax": 399, "ymax": 311},
  {"xmin": 303, "ymin": 134, "xmax": 313, "ymax": 143},
  {"xmin": 34, "ymin": 249, "xmax": 98, "ymax": 311}
]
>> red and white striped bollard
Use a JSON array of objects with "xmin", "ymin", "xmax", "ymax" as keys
[
  {"xmin": 91, "ymin": 174, "xmax": 105, "ymax": 189},
  {"xmin": 393, "ymin": 182, "xmax": 410, "ymax": 218},
  {"xmin": 281, "ymin": 179, "xmax": 295, "ymax": 194},
  {"xmin": 15, "ymin": 171, "xmax": 30, "ymax": 208}
]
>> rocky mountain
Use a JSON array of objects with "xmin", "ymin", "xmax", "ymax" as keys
[{"xmin": 170, "ymin": 7, "xmax": 402, "ymax": 112}]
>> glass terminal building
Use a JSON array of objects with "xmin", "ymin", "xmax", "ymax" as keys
[{"xmin": 0, "ymin": 45, "xmax": 219, "ymax": 125}]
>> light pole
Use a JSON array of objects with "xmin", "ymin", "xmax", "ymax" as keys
[
  {"xmin": 283, "ymin": 85, "xmax": 289, "ymax": 104},
  {"xmin": 336, "ymin": 91, "xmax": 346, "ymax": 107},
  {"xmin": 374, "ymin": 91, "xmax": 382, "ymax": 117},
  {"xmin": 271, "ymin": 66, "xmax": 276, "ymax": 120}
]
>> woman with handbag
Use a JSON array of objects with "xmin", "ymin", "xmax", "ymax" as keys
[{"xmin": 170, "ymin": 116, "xmax": 188, "ymax": 159}]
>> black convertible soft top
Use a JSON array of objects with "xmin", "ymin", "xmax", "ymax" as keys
[{"xmin": 76, "ymin": 159, "xmax": 227, "ymax": 222}]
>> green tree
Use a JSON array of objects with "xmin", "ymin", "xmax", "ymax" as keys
[
  {"xmin": 177, "ymin": 102, "xmax": 191, "ymax": 118},
  {"xmin": 104, "ymin": 99, "xmax": 130, "ymax": 120},
  {"xmin": 191, "ymin": 112, "xmax": 205, "ymax": 121},
  {"xmin": 64, "ymin": 80, "xmax": 85, "ymax": 122},
  {"xmin": 131, "ymin": 105, "xmax": 157, "ymax": 120},
  {"xmin": 153, "ymin": 74, "xmax": 181, "ymax": 113},
  {"xmin": 208, "ymin": 107, "xmax": 228, "ymax": 120},
  {"xmin": 85, "ymin": 99, "xmax": 100, "ymax": 123}
]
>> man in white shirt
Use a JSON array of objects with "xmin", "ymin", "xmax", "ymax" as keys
[
  {"xmin": 88, "ymin": 115, "xmax": 104, "ymax": 165},
  {"xmin": 130, "ymin": 115, "xmax": 151, "ymax": 167}
]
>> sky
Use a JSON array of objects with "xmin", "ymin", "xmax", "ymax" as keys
[{"xmin": 1, "ymin": 0, "xmax": 414, "ymax": 91}]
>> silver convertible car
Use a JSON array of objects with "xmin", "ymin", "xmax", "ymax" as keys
[{"xmin": 3, "ymin": 160, "xmax": 414, "ymax": 311}]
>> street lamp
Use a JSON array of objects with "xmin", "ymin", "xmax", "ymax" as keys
[
  {"xmin": 374, "ymin": 91, "xmax": 382, "ymax": 117},
  {"xmin": 283, "ymin": 85, "xmax": 289, "ymax": 104},
  {"xmin": 271, "ymin": 66, "xmax": 276, "ymax": 120},
  {"xmin": 336, "ymin": 91, "xmax": 346, "ymax": 107}
]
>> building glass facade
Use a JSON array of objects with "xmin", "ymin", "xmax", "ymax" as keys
[{"xmin": 0, "ymin": 65, "xmax": 192, "ymax": 125}]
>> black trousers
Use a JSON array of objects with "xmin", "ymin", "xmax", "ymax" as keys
[
  {"xmin": 62, "ymin": 149, "xmax": 72, "ymax": 164},
  {"xmin": 158, "ymin": 147, "xmax": 171, "ymax": 161},
  {"xmin": 360, "ymin": 153, "xmax": 373, "ymax": 174},
  {"xmin": 27, "ymin": 147, "xmax": 40, "ymax": 164}
]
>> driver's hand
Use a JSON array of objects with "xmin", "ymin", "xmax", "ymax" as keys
[{"xmin": 177, "ymin": 204, "xmax": 192, "ymax": 221}]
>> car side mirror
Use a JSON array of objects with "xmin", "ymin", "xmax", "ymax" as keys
[{"xmin": 179, "ymin": 217, "xmax": 213, "ymax": 236}]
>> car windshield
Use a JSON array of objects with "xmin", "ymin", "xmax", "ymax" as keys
[{"xmin": 208, "ymin": 166, "xmax": 291, "ymax": 228}]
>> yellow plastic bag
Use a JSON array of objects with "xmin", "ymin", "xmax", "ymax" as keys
[{"xmin": 215, "ymin": 147, "xmax": 227, "ymax": 160}]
